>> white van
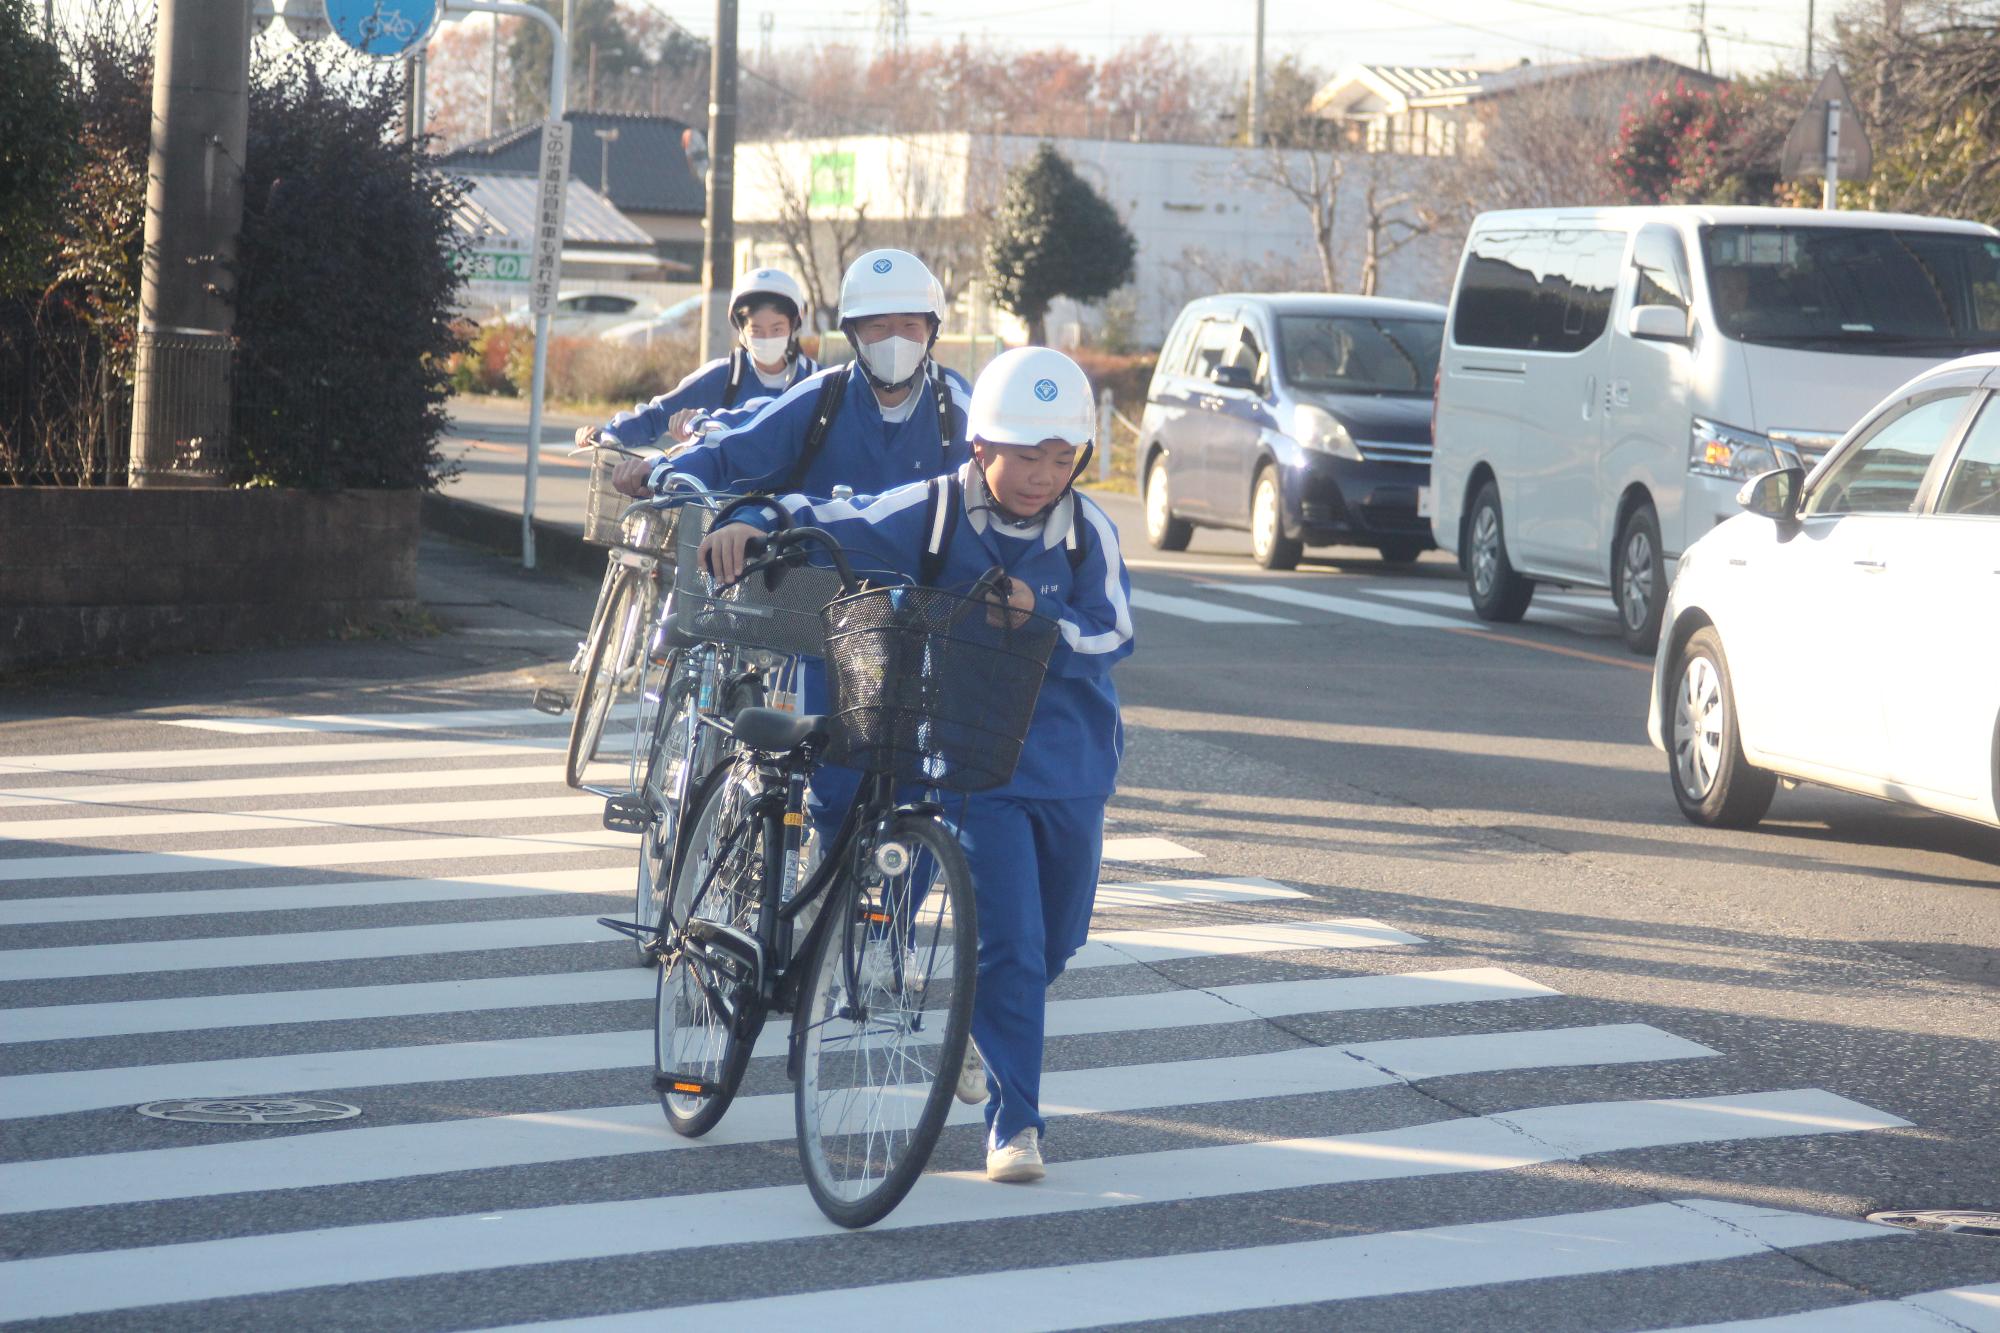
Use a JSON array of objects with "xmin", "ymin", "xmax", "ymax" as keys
[{"xmin": 1429, "ymin": 205, "xmax": 2000, "ymax": 651}]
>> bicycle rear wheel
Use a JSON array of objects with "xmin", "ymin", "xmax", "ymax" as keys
[
  {"xmin": 654, "ymin": 761, "xmax": 767, "ymax": 1137},
  {"xmin": 794, "ymin": 813, "xmax": 976, "ymax": 1229},
  {"xmin": 567, "ymin": 567, "xmax": 646, "ymax": 788}
]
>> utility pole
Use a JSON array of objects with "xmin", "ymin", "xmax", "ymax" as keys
[
  {"xmin": 129, "ymin": 0, "xmax": 251, "ymax": 487},
  {"xmin": 488, "ymin": 15, "xmax": 500, "ymax": 135},
  {"xmin": 594, "ymin": 126, "xmax": 619, "ymax": 194},
  {"xmin": 413, "ymin": 47, "xmax": 429, "ymax": 140},
  {"xmin": 1804, "ymin": 0, "xmax": 1814, "ymax": 75},
  {"xmin": 700, "ymin": 0, "xmax": 738, "ymax": 360},
  {"xmin": 1691, "ymin": 0, "xmax": 1713, "ymax": 74},
  {"xmin": 1248, "ymin": 0, "xmax": 1265, "ymax": 146}
]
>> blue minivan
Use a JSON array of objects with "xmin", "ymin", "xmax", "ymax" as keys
[{"xmin": 1138, "ymin": 293, "xmax": 1447, "ymax": 569}]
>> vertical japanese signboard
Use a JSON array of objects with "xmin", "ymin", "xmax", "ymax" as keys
[{"xmin": 530, "ymin": 120, "xmax": 573, "ymax": 317}]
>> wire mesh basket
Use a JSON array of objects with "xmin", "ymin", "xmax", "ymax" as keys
[
  {"xmin": 582, "ymin": 453, "xmax": 677, "ymax": 554},
  {"xmin": 670, "ymin": 508, "xmax": 847, "ymax": 657},
  {"xmin": 819, "ymin": 584, "xmax": 1061, "ymax": 793}
]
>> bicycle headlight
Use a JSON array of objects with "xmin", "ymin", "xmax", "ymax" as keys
[
  {"xmin": 1689, "ymin": 418, "xmax": 1794, "ymax": 481},
  {"xmin": 1292, "ymin": 404, "xmax": 1362, "ymax": 460},
  {"xmin": 873, "ymin": 842, "xmax": 911, "ymax": 876}
]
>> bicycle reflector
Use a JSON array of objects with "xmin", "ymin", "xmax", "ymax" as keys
[{"xmin": 873, "ymin": 841, "xmax": 911, "ymax": 876}]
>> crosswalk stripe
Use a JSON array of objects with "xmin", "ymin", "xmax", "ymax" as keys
[
  {"xmin": 1099, "ymin": 835, "xmax": 1200, "ymax": 861},
  {"xmin": 5, "ymin": 916, "xmax": 1424, "ymax": 1032},
  {"xmin": 0, "ymin": 1093, "xmax": 1906, "ymax": 1320},
  {"xmin": 0, "ymin": 967, "xmax": 1556, "ymax": 1119},
  {"xmin": 1092, "ymin": 876, "xmax": 1306, "ymax": 907},
  {"xmin": 1205, "ymin": 582, "xmax": 1480, "ymax": 630},
  {"xmin": 0, "ymin": 869, "xmax": 620, "ymax": 926},
  {"xmin": 1665, "ymin": 1284, "xmax": 2000, "ymax": 1331},
  {"xmin": 0, "ymin": 793, "xmax": 602, "ymax": 844},
  {"xmin": 1370, "ymin": 586, "xmax": 1610, "ymax": 621},
  {"xmin": 509, "ymin": 1200, "xmax": 1895, "ymax": 1333},
  {"xmin": 1128, "ymin": 589, "xmax": 1298, "ymax": 625},
  {"xmin": 0, "ymin": 828, "xmax": 637, "ymax": 884},
  {"xmin": 158, "ymin": 706, "xmax": 608, "ymax": 735},
  {"xmin": 0, "ymin": 737, "xmax": 565, "ymax": 778},
  {"xmin": 0, "ymin": 1025, "xmax": 1716, "ymax": 1215},
  {"xmin": 0, "ymin": 762, "xmax": 568, "ymax": 811}
]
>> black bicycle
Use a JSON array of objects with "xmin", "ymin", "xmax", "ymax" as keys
[{"xmin": 609, "ymin": 522, "xmax": 1061, "ymax": 1228}]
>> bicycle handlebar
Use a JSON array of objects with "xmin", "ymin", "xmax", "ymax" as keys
[{"xmin": 732, "ymin": 526, "xmax": 860, "ymax": 595}]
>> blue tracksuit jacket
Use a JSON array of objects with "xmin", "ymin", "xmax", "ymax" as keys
[
  {"xmin": 647, "ymin": 360, "xmax": 970, "ymax": 500},
  {"xmin": 747, "ymin": 462, "xmax": 1131, "ymax": 799},
  {"xmin": 603, "ymin": 350, "xmax": 819, "ymax": 450}
]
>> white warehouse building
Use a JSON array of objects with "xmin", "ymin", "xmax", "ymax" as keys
[{"xmin": 730, "ymin": 133, "xmax": 1459, "ymax": 348}]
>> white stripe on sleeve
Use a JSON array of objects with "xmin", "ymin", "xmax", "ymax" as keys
[{"xmin": 1065, "ymin": 498, "xmax": 1134, "ymax": 656}]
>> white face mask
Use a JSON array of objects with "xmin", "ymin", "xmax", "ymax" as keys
[
  {"xmin": 858, "ymin": 334, "xmax": 927, "ymax": 387},
  {"xmin": 744, "ymin": 333, "xmax": 790, "ymax": 366}
]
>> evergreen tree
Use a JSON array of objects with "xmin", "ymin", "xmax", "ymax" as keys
[{"xmin": 985, "ymin": 143, "xmax": 1136, "ymax": 345}]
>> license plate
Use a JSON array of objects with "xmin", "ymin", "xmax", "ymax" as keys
[{"xmin": 1417, "ymin": 486, "xmax": 1432, "ymax": 518}]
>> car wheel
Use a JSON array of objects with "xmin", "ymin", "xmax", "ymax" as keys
[
  {"xmin": 1144, "ymin": 452, "xmax": 1193, "ymax": 551},
  {"xmin": 1669, "ymin": 626, "xmax": 1777, "ymax": 828},
  {"xmin": 1465, "ymin": 481, "xmax": 1534, "ymax": 621},
  {"xmin": 1615, "ymin": 503, "xmax": 1666, "ymax": 655},
  {"xmin": 1250, "ymin": 468, "xmax": 1302, "ymax": 570},
  {"xmin": 1377, "ymin": 539, "xmax": 1426, "ymax": 565}
]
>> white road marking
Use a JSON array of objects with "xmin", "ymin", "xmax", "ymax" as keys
[
  {"xmin": 1092, "ymin": 876, "xmax": 1307, "ymax": 907},
  {"xmin": 0, "ymin": 967, "xmax": 1558, "ymax": 1118},
  {"xmin": 0, "ymin": 737, "xmax": 565, "ymax": 778},
  {"xmin": 0, "ymin": 763, "xmax": 566, "ymax": 811},
  {"xmin": 7, "ymin": 916, "xmax": 1425, "ymax": 1034},
  {"xmin": 0, "ymin": 1095, "xmax": 1906, "ymax": 1320},
  {"xmin": 1369, "ymin": 586, "xmax": 1612, "ymax": 620},
  {"xmin": 1205, "ymin": 582, "xmax": 1479, "ymax": 630},
  {"xmin": 0, "ymin": 828, "xmax": 637, "ymax": 884},
  {"xmin": 1128, "ymin": 589, "xmax": 1297, "ymax": 625},
  {"xmin": 0, "ymin": 794, "xmax": 601, "ymax": 843},
  {"xmin": 0, "ymin": 868, "xmax": 622, "ymax": 927},
  {"xmin": 1665, "ymin": 1284, "xmax": 2000, "ymax": 1331},
  {"xmin": 506, "ymin": 1200, "xmax": 1896, "ymax": 1333},
  {"xmin": 1, "ymin": 1025, "xmax": 1717, "ymax": 1214},
  {"xmin": 1100, "ymin": 835, "xmax": 1201, "ymax": 861},
  {"xmin": 158, "ymin": 706, "xmax": 624, "ymax": 735}
]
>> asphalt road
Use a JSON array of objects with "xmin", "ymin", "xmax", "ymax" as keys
[{"xmin": 1, "ymin": 448, "xmax": 1996, "ymax": 1327}]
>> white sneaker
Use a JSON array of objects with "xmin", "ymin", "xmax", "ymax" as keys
[
  {"xmin": 985, "ymin": 1127, "xmax": 1044, "ymax": 1183},
  {"xmin": 955, "ymin": 1040, "xmax": 986, "ymax": 1104}
]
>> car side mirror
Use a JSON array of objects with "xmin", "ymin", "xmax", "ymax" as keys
[
  {"xmin": 1627, "ymin": 304, "xmax": 1691, "ymax": 343},
  {"xmin": 1737, "ymin": 466, "xmax": 1805, "ymax": 521},
  {"xmin": 1210, "ymin": 364, "xmax": 1255, "ymax": 390}
]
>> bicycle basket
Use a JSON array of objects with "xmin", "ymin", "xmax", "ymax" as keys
[
  {"xmin": 819, "ymin": 584, "xmax": 1061, "ymax": 793},
  {"xmin": 583, "ymin": 454, "xmax": 677, "ymax": 556},
  {"xmin": 671, "ymin": 506, "xmax": 845, "ymax": 657}
]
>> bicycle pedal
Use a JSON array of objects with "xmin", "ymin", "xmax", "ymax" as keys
[
  {"xmin": 602, "ymin": 795, "xmax": 651, "ymax": 834},
  {"xmin": 531, "ymin": 686, "xmax": 571, "ymax": 716},
  {"xmin": 653, "ymin": 1072, "xmax": 721, "ymax": 1099},
  {"xmin": 596, "ymin": 916, "xmax": 660, "ymax": 943}
]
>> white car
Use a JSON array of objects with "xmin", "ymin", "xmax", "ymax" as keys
[
  {"xmin": 599, "ymin": 295, "xmax": 703, "ymax": 348},
  {"xmin": 1648, "ymin": 352, "xmax": 2000, "ymax": 830},
  {"xmin": 501, "ymin": 292, "xmax": 658, "ymax": 339}
]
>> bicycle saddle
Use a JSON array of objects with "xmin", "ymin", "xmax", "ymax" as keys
[{"xmin": 729, "ymin": 706, "xmax": 825, "ymax": 754}]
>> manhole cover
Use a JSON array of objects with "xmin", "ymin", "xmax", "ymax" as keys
[
  {"xmin": 1868, "ymin": 1209, "xmax": 2000, "ymax": 1238},
  {"xmin": 136, "ymin": 1097, "xmax": 361, "ymax": 1125}
]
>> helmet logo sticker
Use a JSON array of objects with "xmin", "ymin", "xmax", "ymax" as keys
[
  {"xmin": 872, "ymin": 258, "xmax": 893, "ymax": 274},
  {"xmin": 1033, "ymin": 378, "xmax": 1059, "ymax": 402}
]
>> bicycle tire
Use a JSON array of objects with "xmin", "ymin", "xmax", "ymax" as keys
[
  {"xmin": 794, "ymin": 812, "xmax": 977, "ymax": 1229},
  {"xmin": 653, "ymin": 760, "xmax": 768, "ymax": 1137},
  {"xmin": 567, "ymin": 568, "xmax": 644, "ymax": 788},
  {"xmin": 632, "ymin": 650, "xmax": 697, "ymax": 966}
]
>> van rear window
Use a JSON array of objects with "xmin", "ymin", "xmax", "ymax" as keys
[
  {"xmin": 1452, "ymin": 229, "xmax": 1622, "ymax": 354},
  {"xmin": 1700, "ymin": 225, "xmax": 2000, "ymax": 355}
]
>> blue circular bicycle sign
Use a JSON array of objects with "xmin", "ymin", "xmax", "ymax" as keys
[{"xmin": 324, "ymin": 0, "xmax": 441, "ymax": 57}]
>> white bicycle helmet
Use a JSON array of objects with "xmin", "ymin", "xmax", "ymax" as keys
[
  {"xmin": 967, "ymin": 346, "xmax": 1095, "ymax": 447},
  {"xmin": 838, "ymin": 249, "xmax": 945, "ymax": 322},
  {"xmin": 729, "ymin": 267, "xmax": 807, "ymax": 327}
]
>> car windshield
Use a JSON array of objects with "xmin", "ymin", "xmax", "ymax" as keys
[
  {"xmin": 1277, "ymin": 315, "xmax": 1442, "ymax": 394},
  {"xmin": 1699, "ymin": 225, "xmax": 2000, "ymax": 355}
]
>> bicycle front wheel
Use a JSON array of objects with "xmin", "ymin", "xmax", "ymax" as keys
[
  {"xmin": 567, "ymin": 567, "xmax": 645, "ymax": 788},
  {"xmin": 654, "ymin": 761, "xmax": 768, "ymax": 1137},
  {"xmin": 794, "ymin": 813, "xmax": 976, "ymax": 1229}
]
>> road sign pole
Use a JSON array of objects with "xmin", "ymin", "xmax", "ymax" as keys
[{"xmin": 1823, "ymin": 99, "xmax": 1842, "ymax": 210}]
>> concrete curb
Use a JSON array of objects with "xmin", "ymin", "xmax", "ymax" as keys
[{"xmin": 420, "ymin": 494, "xmax": 605, "ymax": 578}]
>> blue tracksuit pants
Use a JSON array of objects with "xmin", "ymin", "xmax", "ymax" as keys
[{"xmin": 954, "ymin": 792, "xmax": 1106, "ymax": 1150}]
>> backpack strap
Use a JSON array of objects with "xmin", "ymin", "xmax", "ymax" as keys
[
  {"xmin": 719, "ymin": 349, "xmax": 747, "ymax": 408},
  {"xmin": 918, "ymin": 474, "xmax": 959, "ymax": 588},
  {"xmin": 779, "ymin": 370, "xmax": 849, "ymax": 493},
  {"xmin": 931, "ymin": 363, "xmax": 953, "ymax": 455}
]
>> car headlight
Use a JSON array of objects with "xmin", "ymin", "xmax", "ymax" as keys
[
  {"xmin": 1293, "ymin": 404, "xmax": 1361, "ymax": 460},
  {"xmin": 1689, "ymin": 418, "xmax": 1798, "ymax": 480}
]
